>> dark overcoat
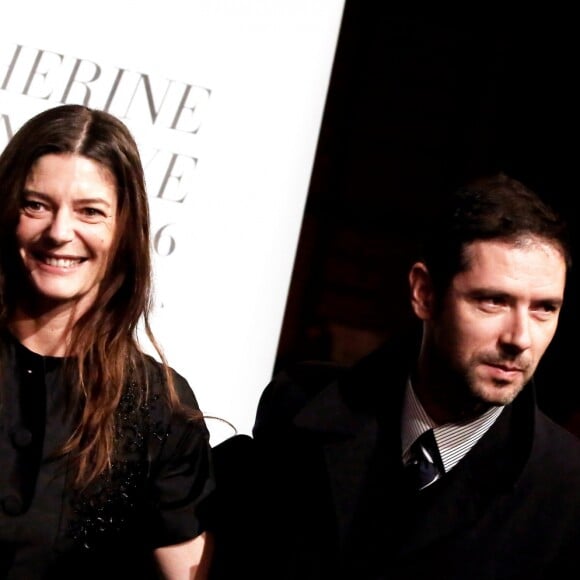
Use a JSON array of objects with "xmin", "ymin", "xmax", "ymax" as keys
[{"xmin": 211, "ymin": 337, "xmax": 580, "ymax": 579}]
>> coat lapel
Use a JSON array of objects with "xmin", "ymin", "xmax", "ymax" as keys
[
  {"xmin": 293, "ymin": 339, "xmax": 411, "ymax": 546},
  {"xmin": 295, "ymin": 380, "xmax": 383, "ymax": 545}
]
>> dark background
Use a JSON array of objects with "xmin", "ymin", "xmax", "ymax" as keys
[{"xmin": 273, "ymin": 5, "xmax": 579, "ymax": 433}]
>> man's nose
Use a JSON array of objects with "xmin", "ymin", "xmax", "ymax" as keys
[{"xmin": 500, "ymin": 308, "xmax": 532, "ymax": 352}]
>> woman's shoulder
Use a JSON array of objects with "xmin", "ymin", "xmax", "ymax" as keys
[
  {"xmin": 120, "ymin": 355, "xmax": 210, "ymax": 456},
  {"xmin": 118, "ymin": 355, "xmax": 206, "ymax": 442},
  {"xmin": 140, "ymin": 354, "xmax": 199, "ymax": 409}
]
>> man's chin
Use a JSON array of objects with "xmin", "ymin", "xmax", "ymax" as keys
[{"xmin": 479, "ymin": 381, "xmax": 524, "ymax": 407}]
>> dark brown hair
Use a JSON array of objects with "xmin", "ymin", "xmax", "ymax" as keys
[
  {"xmin": 0, "ymin": 104, "xmax": 197, "ymax": 486},
  {"xmin": 419, "ymin": 172, "xmax": 572, "ymax": 299}
]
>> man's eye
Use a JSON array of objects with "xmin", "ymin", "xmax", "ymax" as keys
[
  {"xmin": 482, "ymin": 296, "xmax": 505, "ymax": 307},
  {"xmin": 535, "ymin": 303, "xmax": 558, "ymax": 315}
]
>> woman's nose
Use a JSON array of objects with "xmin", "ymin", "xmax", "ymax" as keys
[{"xmin": 45, "ymin": 208, "xmax": 75, "ymax": 244}]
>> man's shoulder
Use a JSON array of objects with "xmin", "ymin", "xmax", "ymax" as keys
[
  {"xmin": 253, "ymin": 359, "xmax": 348, "ymax": 434},
  {"xmin": 272, "ymin": 358, "xmax": 348, "ymax": 393},
  {"xmin": 535, "ymin": 408, "xmax": 580, "ymax": 463},
  {"xmin": 253, "ymin": 334, "xmax": 417, "ymax": 438}
]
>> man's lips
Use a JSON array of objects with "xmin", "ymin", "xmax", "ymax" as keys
[
  {"xmin": 482, "ymin": 362, "xmax": 526, "ymax": 381},
  {"xmin": 491, "ymin": 363, "xmax": 524, "ymax": 373}
]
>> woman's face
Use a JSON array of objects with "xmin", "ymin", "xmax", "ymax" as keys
[{"xmin": 15, "ymin": 153, "xmax": 118, "ymax": 314}]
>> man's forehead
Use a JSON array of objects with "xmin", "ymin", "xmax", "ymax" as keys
[{"xmin": 464, "ymin": 236, "xmax": 567, "ymax": 267}]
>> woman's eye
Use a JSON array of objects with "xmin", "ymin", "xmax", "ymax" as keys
[
  {"xmin": 79, "ymin": 207, "xmax": 107, "ymax": 220},
  {"xmin": 21, "ymin": 199, "xmax": 47, "ymax": 213}
]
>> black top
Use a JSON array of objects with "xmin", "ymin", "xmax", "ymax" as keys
[{"xmin": 0, "ymin": 333, "xmax": 214, "ymax": 579}]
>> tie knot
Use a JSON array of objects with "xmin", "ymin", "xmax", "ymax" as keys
[{"xmin": 405, "ymin": 429, "xmax": 443, "ymax": 491}]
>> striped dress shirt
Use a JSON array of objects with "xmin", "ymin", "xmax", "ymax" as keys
[{"xmin": 401, "ymin": 378, "xmax": 504, "ymax": 472}]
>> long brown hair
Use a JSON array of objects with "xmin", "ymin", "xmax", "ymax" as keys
[{"xmin": 0, "ymin": 104, "xmax": 195, "ymax": 487}]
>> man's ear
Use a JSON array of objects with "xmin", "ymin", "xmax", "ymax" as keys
[{"xmin": 409, "ymin": 261, "xmax": 435, "ymax": 320}]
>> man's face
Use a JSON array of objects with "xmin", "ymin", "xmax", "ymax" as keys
[{"xmin": 414, "ymin": 237, "xmax": 566, "ymax": 410}]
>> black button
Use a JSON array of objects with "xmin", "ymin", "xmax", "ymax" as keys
[
  {"xmin": 11, "ymin": 427, "xmax": 33, "ymax": 448},
  {"xmin": 2, "ymin": 495, "xmax": 24, "ymax": 515}
]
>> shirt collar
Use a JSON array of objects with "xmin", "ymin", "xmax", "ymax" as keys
[{"xmin": 401, "ymin": 377, "xmax": 504, "ymax": 471}]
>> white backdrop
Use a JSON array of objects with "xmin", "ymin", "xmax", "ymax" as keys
[{"xmin": 1, "ymin": 1, "xmax": 345, "ymax": 444}]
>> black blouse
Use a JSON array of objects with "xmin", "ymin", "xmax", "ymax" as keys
[{"xmin": 0, "ymin": 334, "xmax": 215, "ymax": 579}]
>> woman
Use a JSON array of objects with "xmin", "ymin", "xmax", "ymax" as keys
[{"xmin": 0, "ymin": 105, "xmax": 214, "ymax": 578}]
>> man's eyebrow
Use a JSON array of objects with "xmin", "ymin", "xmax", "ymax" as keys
[
  {"xmin": 465, "ymin": 287, "xmax": 509, "ymax": 298},
  {"xmin": 467, "ymin": 287, "xmax": 564, "ymax": 307},
  {"xmin": 532, "ymin": 297, "xmax": 564, "ymax": 309}
]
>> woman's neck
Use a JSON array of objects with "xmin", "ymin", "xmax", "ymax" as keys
[{"xmin": 8, "ymin": 302, "xmax": 80, "ymax": 357}]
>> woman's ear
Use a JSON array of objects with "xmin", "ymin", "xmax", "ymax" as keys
[{"xmin": 409, "ymin": 261, "xmax": 435, "ymax": 320}]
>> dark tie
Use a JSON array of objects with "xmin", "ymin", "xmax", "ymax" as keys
[{"xmin": 405, "ymin": 429, "xmax": 443, "ymax": 491}]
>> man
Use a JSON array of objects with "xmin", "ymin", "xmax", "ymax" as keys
[{"xmin": 210, "ymin": 173, "xmax": 580, "ymax": 579}]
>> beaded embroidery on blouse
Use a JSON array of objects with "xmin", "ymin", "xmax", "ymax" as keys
[{"xmin": 68, "ymin": 379, "xmax": 169, "ymax": 551}]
